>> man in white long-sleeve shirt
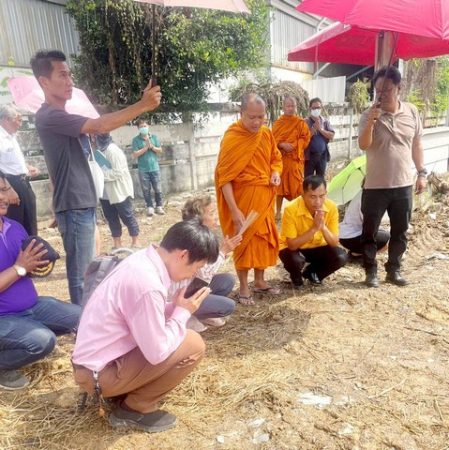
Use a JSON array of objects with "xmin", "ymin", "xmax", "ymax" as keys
[{"xmin": 72, "ymin": 220, "xmax": 219, "ymax": 433}]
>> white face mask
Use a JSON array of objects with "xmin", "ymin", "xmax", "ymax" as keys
[{"xmin": 310, "ymin": 109, "xmax": 321, "ymax": 118}]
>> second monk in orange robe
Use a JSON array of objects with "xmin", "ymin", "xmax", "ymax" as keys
[
  {"xmin": 215, "ymin": 94, "xmax": 283, "ymax": 305},
  {"xmin": 272, "ymin": 96, "xmax": 311, "ymax": 221}
]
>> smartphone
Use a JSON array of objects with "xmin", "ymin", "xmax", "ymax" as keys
[
  {"xmin": 184, "ymin": 277, "xmax": 209, "ymax": 298},
  {"xmin": 150, "ymin": 77, "xmax": 158, "ymax": 88}
]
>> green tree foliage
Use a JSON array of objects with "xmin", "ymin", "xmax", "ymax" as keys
[
  {"xmin": 347, "ymin": 79, "xmax": 369, "ymax": 114},
  {"xmin": 229, "ymin": 74, "xmax": 309, "ymax": 124},
  {"xmin": 66, "ymin": 0, "xmax": 269, "ymax": 112},
  {"xmin": 404, "ymin": 57, "xmax": 449, "ymax": 117}
]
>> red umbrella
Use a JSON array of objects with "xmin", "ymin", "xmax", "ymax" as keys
[
  {"xmin": 297, "ymin": 0, "xmax": 449, "ymax": 40},
  {"xmin": 288, "ymin": 22, "xmax": 449, "ymax": 65}
]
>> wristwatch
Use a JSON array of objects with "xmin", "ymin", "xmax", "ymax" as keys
[
  {"xmin": 13, "ymin": 264, "xmax": 27, "ymax": 277},
  {"xmin": 417, "ymin": 168, "xmax": 428, "ymax": 178}
]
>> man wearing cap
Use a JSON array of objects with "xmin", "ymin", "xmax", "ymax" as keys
[{"xmin": 0, "ymin": 173, "xmax": 81, "ymax": 390}]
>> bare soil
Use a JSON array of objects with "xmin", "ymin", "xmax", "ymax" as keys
[{"xmin": 1, "ymin": 192, "xmax": 449, "ymax": 450}]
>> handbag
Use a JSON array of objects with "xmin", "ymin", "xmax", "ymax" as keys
[{"xmin": 88, "ymin": 150, "xmax": 105, "ymax": 200}]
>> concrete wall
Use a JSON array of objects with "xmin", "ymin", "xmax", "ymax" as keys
[{"xmin": 18, "ymin": 112, "xmax": 449, "ymax": 220}]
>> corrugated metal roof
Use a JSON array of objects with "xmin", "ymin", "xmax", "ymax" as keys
[
  {"xmin": 270, "ymin": 7, "xmax": 315, "ymax": 73},
  {"xmin": 0, "ymin": 0, "xmax": 79, "ymax": 67}
]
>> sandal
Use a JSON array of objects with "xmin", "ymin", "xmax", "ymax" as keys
[
  {"xmin": 253, "ymin": 286, "xmax": 281, "ymax": 295},
  {"xmin": 237, "ymin": 294, "xmax": 255, "ymax": 306}
]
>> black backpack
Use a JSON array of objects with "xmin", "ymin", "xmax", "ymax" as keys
[{"xmin": 81, "ymin": 248, "xmax": 134, "ymax": 307}]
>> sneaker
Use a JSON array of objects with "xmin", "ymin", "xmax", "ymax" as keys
[
  {"xmin": 201, "ymin": 317, "xmax": 226, "ymax": 327},
  {"xmin": 109, "ymin": 405, "xmax": 176, "ymax": 433},
  {"xmin": 155, "ymin": 206, "xmax": 165, "ymax": 215},
  {"xmin": 186, "ymin": 315, "xmax": 208, "ymax": 333},
  {"xmin": 147, "ymin": 207, "xmax": 155, "ymax": 217},
  {"xmin": 303, "ymin": 270, "xmax": 322, "ymax": 285},
  {"xmin": 0, "ymin": 369, "xmax": 30, "ymax": 390}
]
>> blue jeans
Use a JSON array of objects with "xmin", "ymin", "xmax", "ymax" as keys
[
  {"xmin": 194, "ymin": 273, "xmax": 236, "ymax": 320},
  {"xmin": 100, "ymin": 197, "xmax": 139, "ymax": 238},
  {"xmin": 0, "ymin": 297, "xmax": 81, "ymax": 370},
  {"xmin": 56, "ymin": 208, "xmax": 96, "ymax": 305},
  {"xmin": 138, "ymin": 170, "xmax": 163, "ymax": 208}
]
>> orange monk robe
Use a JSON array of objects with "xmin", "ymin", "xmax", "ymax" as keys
[
  {"xmin": 272, "ymin": 115, "xmax": 311, "ymax": 200},
  {"xmin": 215, "ymin": 120, "xmax": 283, "ymax": 271}
]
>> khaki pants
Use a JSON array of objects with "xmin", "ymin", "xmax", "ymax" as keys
[{"xmin": 74, "ymin": 330, "xmax": 205, "ymax": 413}]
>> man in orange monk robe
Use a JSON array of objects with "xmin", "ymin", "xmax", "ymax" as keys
[
  {"xmin": 272, "ymin": 96, "xmax": 311, "ymax": 221},
  {"xmin": 215, "ymin": 94, "xmax": 283, "ymax": 305}
]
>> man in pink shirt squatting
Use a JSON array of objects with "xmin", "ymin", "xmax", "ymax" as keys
[{"xmin": 72, "ymin": 219, "xmax": 219, "ymax": 433}]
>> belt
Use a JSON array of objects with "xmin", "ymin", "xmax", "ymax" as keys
[{"xmin": 5, "ymin": 173, "xmax": 27, "ymax": 181}]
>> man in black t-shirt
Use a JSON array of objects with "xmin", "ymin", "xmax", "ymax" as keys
[
  {"xmin": 304, "ymin": 98, "xmax": 335, "ymax": 177},
  {"xmin": 31, "ymin": 50, "xmax": 161, "ymax": 305}
]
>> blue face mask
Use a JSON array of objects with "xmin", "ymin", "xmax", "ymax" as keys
[{"xmin": 139, "ymin": 126, "xmax": 149, "ymax": 136}]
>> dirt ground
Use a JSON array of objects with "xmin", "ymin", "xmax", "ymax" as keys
[{"xmin": 1, "ymin": 190, "xmax": 449, "ymax": 450}]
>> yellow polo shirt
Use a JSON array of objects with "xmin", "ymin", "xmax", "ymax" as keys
[{"xmin": 279, "ymin": 197, "xmax": 339, "ymax": 251}]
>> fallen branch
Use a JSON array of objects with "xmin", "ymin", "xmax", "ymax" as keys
[{"xmin": 368, "ymin": 378, "xmax": 406, "ymax": 399}]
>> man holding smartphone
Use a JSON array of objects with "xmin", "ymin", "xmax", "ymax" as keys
[
  {"xmin": 358, "ymin": 66, "xmax": 426, "ymax": 288},
  {"xmin": 72, "ymin": 220, "xmax": 219, "ymax": 433}
]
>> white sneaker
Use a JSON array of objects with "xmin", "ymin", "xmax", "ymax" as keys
[
  {"xmin": 147, "ymin": 207, "xmax": 155, "ymax": 217},
  {"xmin": 201, "ymin": 317, "xmax": 227, "ymax": 327},
  {"xmin": 155, "ymin": 206, "xmax": 165, "ymax": 215},
  {"xmin": 186, "ymin": 316, "xmax": 208, "ymax": 333}
]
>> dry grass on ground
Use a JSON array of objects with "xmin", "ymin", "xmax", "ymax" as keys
[{"xmin": 1, "ymin": 189, "xmax": 449, "ymax": 450}]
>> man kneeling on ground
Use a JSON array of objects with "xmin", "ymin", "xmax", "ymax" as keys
[
  {"xmin": 0, "ymin": 173, "xmax": 81, "ymax": 390},
  {"xmin": 72, "ymin": 220, "xmax": 219, "ymax": 433},
  {"xmin": 279, "ymin": 175, "xmax": 347, "ymax": 288}
]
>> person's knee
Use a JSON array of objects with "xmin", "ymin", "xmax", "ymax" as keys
[
  {"xmin": 217, "ymin": 273, "xmax": 235, "ymax": 294},
  {"xmin": 334, "ymin": 249, "xmax": 348, "ymax": 269},
  {"xmin": 27, "ymin": 328, "xmax": 57, "ymax": 361},
  {"xmin": 185, "ymin": 330, "xmax": 206, "ymax": 359}
]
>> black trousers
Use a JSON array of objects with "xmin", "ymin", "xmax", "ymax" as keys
[
  {"xmin": 279, "ymin": 245, "xmax": 347, "ymax": 284},
  {"xmin": 340, "ymin": 229, "xmax": 390, "ymax": 255},
  {"xmin": 5, "ymin": 174, "xmax": 37, "ymax": 236},
  {"xmin": 361, "ymin": 186, "xmax": 412, "ymax": 274},
  {"xmin": 100, "ymin": 197, "xmax": 139, "ymax": 238},
  {"xmin": 304, "ymin": 154, "xmax": 327, "ymax": 177}
]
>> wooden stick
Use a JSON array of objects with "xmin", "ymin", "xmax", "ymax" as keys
[{"xmin": 237, "ymin": 210, "xmax": 259, "ymax": 236}]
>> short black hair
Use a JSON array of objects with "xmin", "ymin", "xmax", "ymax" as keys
[
  {"xmin": 309, "ymin": 97, "xmax": 322, "ymax": 107},
  {"xmin": 303, "ymin": 175, "xmax": 326, "ymax": 192},
  {"xmin": 136, "ymin": 118, "xmax": 147, "ymax": 127},
  {"xmin": 373, "ymin": 65, "xmax": 401, "ymax": 87},
  {"xmin": 0, "ymin": 170, "xmax": 5, "ymax": 180},
  {"xmin": 30, "ymin": 50, "xmax": 67, "ymax": 79},
  {"xmin": 160, "ymin": 219, "xmax": 219, "ymax": 264}
]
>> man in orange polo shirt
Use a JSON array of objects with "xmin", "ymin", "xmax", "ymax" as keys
[{"xmin": 279, "ymin": 175, "xmax": 347, "ymax": 288}]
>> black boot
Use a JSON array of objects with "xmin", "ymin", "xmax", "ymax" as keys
[
  {"xmin": 386, "ymin": 271, "xmax": 408, "ymax": 286},
  {"xmin": 365, "ymin": 272, "xmax": 379, "ymax": 288}
]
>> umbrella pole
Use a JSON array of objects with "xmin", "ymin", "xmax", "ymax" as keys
[
  {"xmin": 151, "ymin": 3, "xmax": 157, "ymax": 85},
  {"xmin": 375, "ymin": 31, "xmax": 395, "ymax": 70}
]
